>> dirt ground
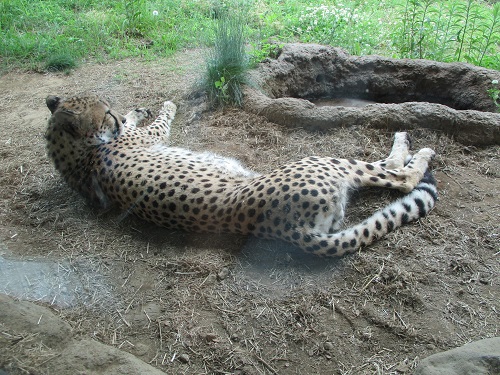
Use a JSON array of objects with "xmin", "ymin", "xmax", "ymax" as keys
[{"xmin": 0, "ymin": 49, "xmax": 498, "ymax": 374}]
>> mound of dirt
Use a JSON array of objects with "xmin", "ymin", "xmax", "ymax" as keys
[{"xmin": 244, "ymin": 43, "xmax": 500, "ymax": 145}]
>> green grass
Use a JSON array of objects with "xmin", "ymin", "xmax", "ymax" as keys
[{"xmin": 1, "ymin": 0, "xmax": 499, "ymax": 72}]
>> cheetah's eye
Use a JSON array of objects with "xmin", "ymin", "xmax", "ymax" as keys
[{"xmin": 105, "ymin": 110, "xmax": 121, "ymax": 135}]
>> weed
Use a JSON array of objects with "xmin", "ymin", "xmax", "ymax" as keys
[
  {"xmin": 249, "ymin": 40, "xmax": 283, "ymax": 65},
  {"xmin": 475, "ymin": 3, "xmax": 500, "ymax": 66},
  {"xmin": 121, "ymin": 0, "xmax": 149, "ymax": 37}
]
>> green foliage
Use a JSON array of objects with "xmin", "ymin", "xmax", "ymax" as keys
[
  {"xmin": 203, "ymin": 1, "xmax": 250, "ymax": 107},
  {"xmin": 0, "ymin": 0, "xmax": 498, "ymax": 72},
  {"xmin": 289, "ymin": 4, "xmax": 372, "ymax": 51},
  {"xmin": 254, "ymin": 0, "xmax": 391, "ymax": 57},
  {"xmin": 394, "ymin": 0, "xmax": 500, "ymax": 68},
  {"xmin": 0, "ymin": 0, "xmax": 215, "ymax": 70}
]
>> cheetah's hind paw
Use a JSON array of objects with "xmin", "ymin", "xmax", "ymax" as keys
[{"xmin": 161, "ymin": 101, "xmax": 177, "ymax": 118}]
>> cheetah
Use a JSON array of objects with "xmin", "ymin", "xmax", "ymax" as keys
[{"xmin": 45, "ymin": 95, "xmax": 438, "ymax": 257}]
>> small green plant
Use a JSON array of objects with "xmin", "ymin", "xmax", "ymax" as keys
[
  {"xmin": 487, "ymin": 79, "xmax": 500, "ymax": 112},
  {"xmin": 203, "ymin": 1, "xmax": 250, "ymax": 107},
  {"xmin": 214, "ymin": 76, "xmax": 229, "ymax": 101},
  {"xmin": 249, "ymin": 40, "xmax": 283, "ymax": 65}
]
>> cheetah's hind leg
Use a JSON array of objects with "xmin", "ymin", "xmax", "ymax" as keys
[{"xmin": 372, "ymin": 132, "xmax": 412, "ymax": 170}]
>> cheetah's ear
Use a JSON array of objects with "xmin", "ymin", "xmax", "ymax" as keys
[{"xmin": 46, "ymin": 95, "xmax": 61, "ymax": 114}]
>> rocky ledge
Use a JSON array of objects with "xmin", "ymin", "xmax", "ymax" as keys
[{"xmin": 244, "ymin": 43, "xmax": 500, "ymax": 146}]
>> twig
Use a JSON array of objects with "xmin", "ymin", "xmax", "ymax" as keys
[
  {"xmin": 158, "ymin": 320, "xmax": 163, "ymax": 350},
  {"xmin": 253, "ymin": 354, "xmax": 278, "ymax": 374},
  {"xmin": 360, "ymin": 262, "xmax": 385, "ymax": 291},
  {"xmin": 125, "ymin": 284, "xmax": 143, "ymax": 313},
  {"xmin": 394, "ymin": 310, "xmax": 408, "ymax": 329},
  {"xmin": 116, "ymin": 310, "xmax": 131, "ymax": 327}
]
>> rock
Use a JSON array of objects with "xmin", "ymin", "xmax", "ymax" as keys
[
  {"xmin": 323, "ymin": 342, "xmax": 334, "ymax": 351},
  {"xmin": 230, "ymin": 333, "xmax": 240, "ymax": 342},
  {"xmin": 217, "ymin": 267, "xmax": 230, "ymax": 281},
  {"xmin": 415, "ymin": 337, "xmax": 500, "ymax": 375},
  {"xmin": 244, "ymin": 43, "xmax": 500, "ymax": 146},
  {"xmin": 0, "ymin": 294, "xmax": 166, "ymax": 375},
  {"xmin": 205, "ymin": 333, "xmax": 217, "ymax": 342},
  {"xmin": 0, "ymin": 294, "xmax": 72, "ymax": 349},
  {"xmin": 46, "ymin": 339, "xmax": 167, "ymax": 375},
  {"xmin": 177, "ymin": 353, "xmax": 190, "ymax": 363}
]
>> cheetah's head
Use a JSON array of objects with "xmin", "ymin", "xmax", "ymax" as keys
[{"xmin": 46, "ymin": 95, "xmax": 127, "ymax": 146}]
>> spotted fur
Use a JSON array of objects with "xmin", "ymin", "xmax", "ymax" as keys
[{"xmin": 45, "ymin": 95, "xmax": 438, "ymax": 257}]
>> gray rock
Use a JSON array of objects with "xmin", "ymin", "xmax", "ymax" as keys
[
  {"xmin": 415, "ymin": 337, "xmax": 500, "ymax": 375},
  {"xmin": 46, "ymin": 339, "xmax": 166, "ymax": 375},
  {"xmin": 0, "ymin": 294, "xmax": 166, "ymax": 375},
  {"xmin": 0, "ymin": 293, "xmax": 72, "ymax": 349}
]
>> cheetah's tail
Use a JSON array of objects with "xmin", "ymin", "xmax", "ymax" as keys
[{"xmin": 304, "ymin": 170, "xmax": 438, "ymax": 257}]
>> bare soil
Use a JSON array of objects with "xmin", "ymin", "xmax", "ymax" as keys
[{"xmin": 0, "ymin": 49, "xmax": 498, "ymax": 374}]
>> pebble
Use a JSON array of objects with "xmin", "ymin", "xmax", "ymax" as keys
[
  {"xmin": 178, "ymin": 353, "xmax": 190, "ymax": 363},
  {"xmin": 323, "ymin": 342, "xmax": 334, "ymax": 351},
  {"xmin": 231, "ymin": 333, "xmax": 239, "ymax": 342},
  {"xmin": 205, "ymin": 333, "xmax": 217, "ymax": 342},
  {"xmin": 217, "ymin": 267, "xmax": 230, "ymax": 281}
]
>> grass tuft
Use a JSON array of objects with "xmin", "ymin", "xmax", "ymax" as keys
[
  {"xmin": 203, "ymin": 1, "xmax": 250, "ymax": 107},
  {"xmin": 45, "ymin": 52, "xmax": 77, "ymax": 72}
]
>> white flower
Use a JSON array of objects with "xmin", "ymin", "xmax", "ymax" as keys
[
  {"xmin": 492, "ymin": 80, "xmax": 499, "ymax": 85},
  {"xmin": 152, "ymin": 10, "xmax": 159, "ymax": 16}
]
